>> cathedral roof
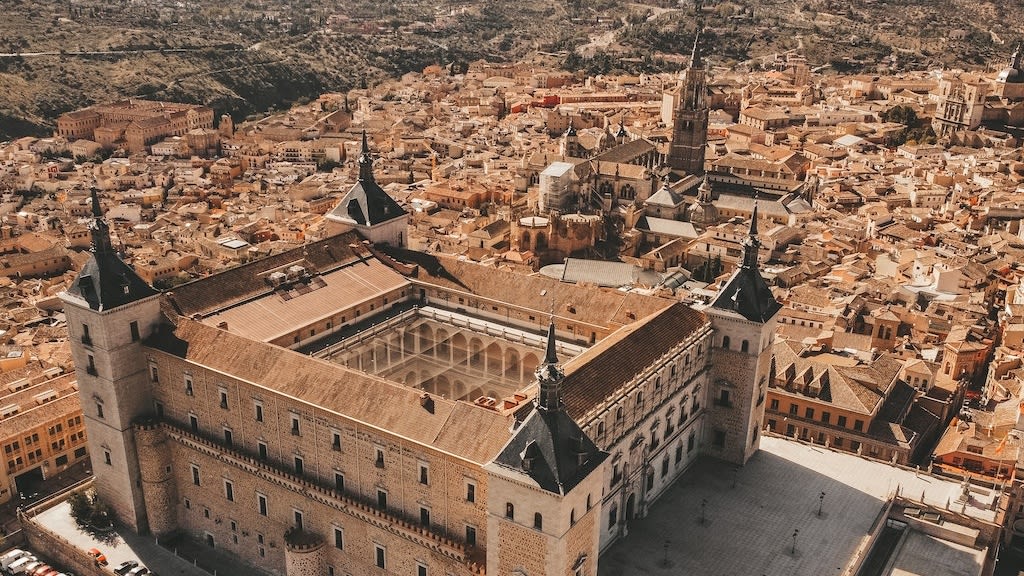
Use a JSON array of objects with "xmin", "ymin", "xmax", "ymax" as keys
[{"xmin": 65, "ymin": 188, "xmax": 158, "ymax": 311}]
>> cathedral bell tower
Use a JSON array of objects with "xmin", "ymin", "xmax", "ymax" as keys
[
  {"xmin": 60, "ymin": 188, "xmax": 162, "ymax": 532},
  {"xmin": 703, "ymin": 203, "xmax": 781, "ymax": 465},
  {"xmin": 668, "ymin": 32, "xmax": 710, "ymax": 175},
  {"xmin": 485, "ymin": 321, "xmax": 608, "ymax": 576}
]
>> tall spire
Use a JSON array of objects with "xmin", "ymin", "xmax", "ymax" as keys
[
  {"xmin": 1013, "ymin": 41, "xmax": 1023, "ymax": 70},
  {"xmin": 741, "ymin": 200, "xmax": 761, "ymax": 270},
  {"xmin": 690, "ymin": 29, "xmax": 702, "ymax": 70},
  {"xmin": 358, "ymin": 130, "xmax": 374, "ymax": 183},
  {"xmin": 88, "ymin": 187, "xmax": 114, "ymax": 254},
  {"xmin": 536, "ymin": 319, "xmax": 564, "ymax": 412}
]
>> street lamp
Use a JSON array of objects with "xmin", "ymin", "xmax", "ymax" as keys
[
  {"xmin": 791, "ymin": 529, "xmax": 799, "ymax": 554},
  {"xmin": 818, "ymin": 491, "xmax": 826, "ymax": 517}
]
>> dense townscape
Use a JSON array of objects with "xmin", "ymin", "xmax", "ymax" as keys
[{"xmin": 2, "ymin": 19, "xmax": 1024, "ymax": 576}]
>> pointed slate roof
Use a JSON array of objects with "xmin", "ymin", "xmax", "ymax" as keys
[
  {"xmin": 66, "ymin": 188, "xmax": 158, "ymax": 311},
  {"xmin": 326, "ymin": 132, "xmax": 407, "ymax": 227},
  {"xmin": 710, "ymin": 202, "xmax": 781, "ymax": 323},
  {"xmin": 490, "ymin": 321, "xmax": 606, "ymax": 495}
]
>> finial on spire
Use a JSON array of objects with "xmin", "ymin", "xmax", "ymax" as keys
[
  {"xmin": 544, "ymin": 317, "xmax": 558, "ymax": 365},
  {"xmin": 690, "ymin": 30, "xmax": 702, "ymax": 70},
  {"xmin": 90, "ymin": 187, "xmax": 103, "ymax": 218},
  {"xmin": 358, "ymin": 130, "xmax": 374, "ymax": 183},
  {"xmin": 740, "ymin": 196, "xmax": 761, "ymax": 270}
]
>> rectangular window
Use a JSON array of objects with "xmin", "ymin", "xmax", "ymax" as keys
[
  {"xmin": 103, "ymin": 450, "xmax": 111, "ymax": 465},
  {"xmin": 420, "ymin": 506, "xmax": 430, "ymax": 527},
  {"xmin": 419, "ymin": 463, "xmax": 429, "ymax": 485},
  {"xmin": 675, "ymin": 443, "xmax": 683, "ymax": 463},
  {"xmin": 466, "ymin": 482, "xmax": 476, "ymax": 503},
  {"xmin": 291, "ymin": 415, "xmax": 300, "ymax": 435},
  {"xmin": 223, "ymin": 428, "xmax": 233, "ymax": 447},
  {"xmin": 258, "ymin": 442, "xmax": 268, "ymax": 461},
  {"xmin": 191, "ymin": 465, "xmax": 200, "ymax": 486},
  {"xmin": 377, "ymin": 489, "xmax": 387, "ymax": 510},
  {"xmin": 854, "ymin": 419, "xmax": 864, "ymax": 432},
  {"xmin": 224, "ymin": 480, "xmax": 234, "ymax": 502},
  {"xmin": 417, "ymin": 564, "xmax": 427, "ymax": 576},
  {"xmin": 375, "ymin": 545, "xmax": 386, "ymax": 569},
  {"xmin": 465, "ymin": 526, "xmax": 477, "ymax": 547},
  {"xmin": 332, "ymin": 431, "xmax": 341, "ymax": 451},
  {"xmin": 294, "ymin": 456, "xmax": 304, "ymax": 476},
  {"xmin": 82, "ymin": 323, "xmax": 92, "ymax": 345},
  {"xmin": 334, "ymin": 472, "xmax": 345, "ymax": 493},
  {"xmin": 769, "ymin": 398, "xmax": 779, "ymax": 410},
  {"xmin": 687, "ymin": 432, "xmax": 696, "ymax": 453},
  {"xmin": 804, "ymin": 407, "xmax": 815, "ymax": 419},
  {"xmin": 788, "ymin": 404, "xmax": 798, "ymax": 415},
  {"xmin": 375, "ymin": 447, "xmax": 385, "ymax": 468},
  {"xmin": 293, "ymin": 509, "xmax": 303, "ymax": 531},
  {"xmin": 713, "ymin": 430, "xmax": 726, "ymax": 448},
  {"xmin": 219, "ymin": 389, "xmax": 228, "ymax": 410},
  {"xmin": 838, "ymin": 415, "xmax": 848, "ymax": 428},
  {"xmin": 189, "ymin": 414, "xmax": 198, "ymax": 433},
  {"xmin": 254, "ymin": 402, "xmax": 264, "ymax": 422},
  {"xmin": 257, "ymin": 493, "xmax": 268, "ymax": 516},
  {"xmin": 821, "ymin": 411, "xmax": 831, "ymax": 424},
  {"xmin": 130, "ymin": 321, "xmax": 140, "ymax": 342},
  {"xmin": 150, "ymin": 365, "xmax": 159, "ymax": 382},
  {"xmin": 333, "ymin": 527, "xmax": 344, "ymax": 550},
  {"xmin": 96, "ymin": 402, "xmax": 104, "ymax": 419},
  {"xmin": 185, "ymin": 376, "xmax": 193, "ymax": 396}
]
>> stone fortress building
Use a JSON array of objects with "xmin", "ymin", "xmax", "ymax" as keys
[{"xmin": 58, "ymin": 143, "xmax": 780, "ymax": 576}]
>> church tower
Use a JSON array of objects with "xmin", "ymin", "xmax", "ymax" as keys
[
  {"xmin": 324, "ymin": 131, "xmax": 409, "ymax": 246},
  {"xmin": 703, "ymin": 204, "xmax": 780, "ymax": 465},
  {"xmin": 687, "ymin": 176, "xmax": 719, "ymax": 230},
  {"xmin": 485, "ymin": 322, "xmax": 607, "ymax": 576},
  {"xmin": 60, "ymin": 188, "xmax": 161, "ymax": 532},
  {"xmin": 668, "ymin": 32, "xmax": 709, "ymax": 175}
]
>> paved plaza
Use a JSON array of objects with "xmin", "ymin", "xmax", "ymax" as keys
[
  {"xmin": 599, "ymin": 436, "xmax": 994, "ymax": 576},
  {"xmin": 31, "ymin": 501, "xmax": 265, "ymax": 576}
]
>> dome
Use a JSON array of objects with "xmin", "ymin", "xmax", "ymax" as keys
[
  {"xmin": 996, "ymin": 67, "xmax": 1023, "ymax": 84},
  {"xmin": 688, "ymin": 200, "xmax": 718, "ymax": 229}
]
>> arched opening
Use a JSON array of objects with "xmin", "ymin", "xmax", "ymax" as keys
[
  {"xmin": 504, "ymin": 348, "xmax": 520, "ymax": 379},
  {"xmin": 485, "ymin": 343, "xmax": 503, "ymax": 376},
  {"xmin": 741, "ymin": 340, "xmax": 749, "ymax": 353},
  {"xmin": 625, "ymin": 493, "xmax": 636, "ymax": 521},
  {"xmin": 452, "ymin": 333, "xmax": 468, "ymax": 365},
  {"xmin": 722, "ymin": 335, "xmax": 730, "ymax": 349},
  {"xmin": 418, "ymin": 324, "xmax": 433, "ymax": 355},
  {"xmin": 522, "ymin": 353, "xmax": 540, "ymax": 377},
  {"xmin": 535, "ymin": 232, "xmax": 548, "ymax": 251},
  {"xmin": 435, "ymin": 328, "xmax": 450, "ymax": 358}
]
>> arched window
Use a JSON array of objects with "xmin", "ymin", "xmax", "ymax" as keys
[
  {"xmin": 741, "ymin": 340, "xmax": 749, "ymax": 353},
  {"xmin": 505, "ymin": 502, "xmax": 514, "ymax": 520},
  {"xmin": 722, "ymin": 336, "xmax": 730, "ymax": 349},
  {"xmin": 534, "ymin": 513, "xmax": 543, "ymax": 530},
  {"xmin": 615, "ymin": 407, "xmax": 624, "ymax": 422},
  {"xmin": 597, "ymin": 422, "xmax": 605, "ymax": 437}
]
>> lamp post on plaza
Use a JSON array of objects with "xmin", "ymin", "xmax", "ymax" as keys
[{"xmin": 818, "ymin": 491, "xmax": 826, "ymax": 517}]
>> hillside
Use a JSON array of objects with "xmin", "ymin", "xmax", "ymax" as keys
[{"xmin": 1, "ymin": 0, "xmax": 1022, "ymax": 139}]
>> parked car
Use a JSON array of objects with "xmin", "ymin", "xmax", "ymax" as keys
[
  {"xmin": 113, "ymin": 561, "xmax": 138, "ymax": 575},
  {"xmin": 86, "ymin": 549, "xmax": 106, "ymax": 566},
  {"xmin": 125, "ymin": 567, "xmax": 148, "ymax": 576},
  {"xmin": 1, "ymin": 549, "xmax": 30, "ymax": 570},
  {"xmin": 7, "ymin": 557, "xmax": 37, "ymax": 575}
]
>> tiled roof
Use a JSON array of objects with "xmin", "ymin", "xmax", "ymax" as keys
[
  {"xmin": 165, "ymin": 232, "xmax": 366, "ymax": 317},
  {"xmin": 561, "ymin": 303, "xmax": 709, "ymax": 420},
  {"xmin": 145, "ymin": 318, "xmax": 513, "ymax": 464}
]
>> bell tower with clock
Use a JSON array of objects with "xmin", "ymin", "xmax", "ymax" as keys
[{"xmin": 703, "ymin": 205, "xmax": 780, "ymax": 465}]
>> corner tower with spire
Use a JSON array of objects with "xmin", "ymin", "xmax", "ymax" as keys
[
  {"xmin": 324, "ymin": 131, "xmax": 409, "ymax": 246},
  {"xmin": 703, "ymin": 204, "xmax": 781, "ymax": 465},
  {"xmin": 484, "ymin": 320, "xmax": 607, "ymax": 576},
  {"xmin": 60, "ymin": 187, "xmax": 162, "ymax": 532}
]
